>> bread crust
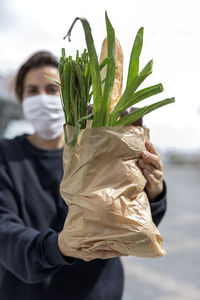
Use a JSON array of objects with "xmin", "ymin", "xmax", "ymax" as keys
[{"xmin": 100, "ymin": 37, "xmax": 123, "ymax": 112}]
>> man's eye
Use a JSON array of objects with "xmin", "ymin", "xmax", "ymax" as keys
[
  {"xmin": 47, "ymin": 85, "xmax": 60, "ymax": 94},
  {"xmin": 27, "ymin": 89, "xmax": 37, "ymax": 95}
]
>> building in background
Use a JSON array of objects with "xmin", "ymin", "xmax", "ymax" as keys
[{"xmin": 0, "ymin": 71, "xmax": 33, "ymax": 138}]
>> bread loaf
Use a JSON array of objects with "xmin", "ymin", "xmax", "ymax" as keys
[{"xmin": 100, "ymin": 37, "xmax": 123, "ymax": 112}]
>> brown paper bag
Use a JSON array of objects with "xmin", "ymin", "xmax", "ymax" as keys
[{"xmin": 60, "ymin": 125, "xmax": 166, "ymax": 258}]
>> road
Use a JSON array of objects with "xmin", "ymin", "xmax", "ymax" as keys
[{"xmin": 121, "ymin": 163, "xmax": 200, "ymax": 300}]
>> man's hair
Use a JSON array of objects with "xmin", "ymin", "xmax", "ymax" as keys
[{"xmin": 15, "ymin": 51, "xmax": 59, "ymax": 101}]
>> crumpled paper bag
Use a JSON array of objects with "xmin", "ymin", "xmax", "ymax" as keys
[{"xmin": 60, "ymin": 125, "xmax": 166, "ymax": 258}]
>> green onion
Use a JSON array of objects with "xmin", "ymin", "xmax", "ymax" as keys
[
  {"xmin": 113, "ymin": 97, "xmax": 175, "ymax": 126},
  {"xmin": 126, "ymin": 27, "xmax": 143, "ymax": 88},
  {"xmin": 64, "ymin": 17, "xmax": 103, "ymax": 127},
  {"xmin": 54, "ymin": 11, "xmax": 175, "ymax": 146},
  {"xmin": 101, "ymin": 11, "xmax": 116, "ymax": 126}
]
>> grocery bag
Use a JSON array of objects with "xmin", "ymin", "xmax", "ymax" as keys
[{"xmin": 60, "ymin": 125, "xmax": 166, "ymax": 257}]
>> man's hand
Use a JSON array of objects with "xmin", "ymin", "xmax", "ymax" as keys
[
  {"xmin": 58, "ymin": 232, "xmax": 127, "ymax": 261},
  {"xmin": 138, "ymin": 140, "xmax": 163, "ymax": 202}
]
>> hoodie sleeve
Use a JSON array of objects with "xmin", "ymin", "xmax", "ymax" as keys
[
  {"xmin": 149, "ymin": 180, "xmax": 167, "ymax": 226},
  {"xmin": 0, "ymin": 151, "xmax": 75, "ymax": 284}
]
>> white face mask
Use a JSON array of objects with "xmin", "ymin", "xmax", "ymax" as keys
[{"xmin": 22, "ymin": 94, "xmax": 65, "ymax": 140}]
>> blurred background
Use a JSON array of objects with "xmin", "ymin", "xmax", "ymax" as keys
[{"xmin": 0, "ymin": 0, "xmax": 200, "ymax": 299}]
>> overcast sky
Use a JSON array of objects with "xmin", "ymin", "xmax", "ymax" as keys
[{"xmin": 0, "ymin": 0, "xmax": 200, "ymax": 151}]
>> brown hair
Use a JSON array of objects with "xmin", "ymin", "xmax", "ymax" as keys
[{"xmin": 15, "ymin": 51, "xmax": 59, "ymax": 101}]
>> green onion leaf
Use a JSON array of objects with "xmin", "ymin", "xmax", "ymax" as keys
[
  {"xmin": 113, "ymin": 97, "xmax": 175, "ymax": 126},
  {"xmin": 63, "ymin": 62, "xmax": 73, "ymax": 125},
  {"xmin": 64, "ymin": 17, "xmax": 103, "ymax": 127},
  {"xmin": 64, "ymin": 113, "xmax": 93, "ymax": 146},
  {"xmin": 109, "ymin": 59, "xmax": 153, "ymax": 125},
  {"xmin": 109, "ymin": 83, "xmax": 163, "ymax": 124},
  {"xmin": 99, "ymin": 57, "xmax": 109, "ymax": 71},
  {"xmin": 113, "ymin": 106, "xmax": 148, "ymax": 126},
  {"xmin": 126, "ymin": 27, "xmax": 144, "ymax": 88},
  {"xmin": 74, "ymin": 63, "xmax": 87, "ymax": 127},
  {"xmin": 102, "ymin": 11, "xmax": 116, "ymax": 126},
  {"xmin": 43, "ymin": 75, "xmax": 61, "ymax": 86}
]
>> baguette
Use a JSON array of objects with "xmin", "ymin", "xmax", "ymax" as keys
[{"xmin": 100, "ymin": 37, "xmax": 123, "ymax": 112}]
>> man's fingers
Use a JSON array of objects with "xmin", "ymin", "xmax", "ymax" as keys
[
  {"xmin": 138, "ymin": 160, "xmax": 163, "ymax": 180},
  {"xmin": 140, "ymin": 151, "xmax": 163, "ymax": 171},
  {"xmin": 142, "ymin": 168, "xmax": 160, "ymax": 184},
  {"xmin": 145, "ymin": 140, "xmax": 159, "ymax": 155},
  {"xmin": 82, "ymin": 250, "xmax": 127, "ymax": 261}
]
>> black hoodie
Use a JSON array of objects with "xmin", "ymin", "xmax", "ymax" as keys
[{"xmin": 0, "ymin": 135, "xmax": 166, "ymax": 300}]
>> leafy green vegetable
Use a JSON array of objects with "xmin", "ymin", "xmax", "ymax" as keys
[
  {"xmin": 64, "ymin": 17, "xmax": 103, "ymax": 128},
  {"xmin": 113, "ymin": 97, "xmax": 175, "ymax": 126},
  {"xmin": 126, "ymin": 27, "xmax": 143, "ymax": 88},
  {"xmin": 101, "ymin": 11, "xmax": 116, "ymax": 126},
  {"xmin": 58, "ymin": 11, "xmax": 175, "ymax": 146}
]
